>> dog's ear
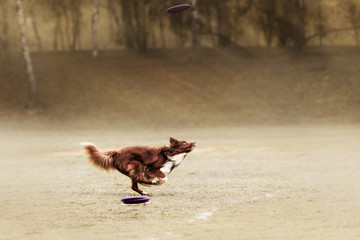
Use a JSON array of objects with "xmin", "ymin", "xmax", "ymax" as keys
[{"xmin": 169, "ymin": 137, "xmax": 177, "ymax": 145}]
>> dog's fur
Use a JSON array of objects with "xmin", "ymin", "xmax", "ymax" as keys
[{"xmin": 81, "ymin": 137, "xmax": 196, "ymax": 195}]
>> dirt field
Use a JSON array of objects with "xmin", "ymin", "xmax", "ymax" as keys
[
  {"xmin": 1, "ymin": 47, "xmax": 359, "ymax": 239},
  {"xmin": 1, "ymin": 125, "xmax": 359, "ymax": 240}
]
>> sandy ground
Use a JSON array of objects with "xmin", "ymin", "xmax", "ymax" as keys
[{"xmin": 0, "ymin": 125, "xmax": 360, "ymax": 240}]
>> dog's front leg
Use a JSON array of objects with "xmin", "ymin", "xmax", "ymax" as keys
[{"xmin": 144, "ymin": 168, "xmax": 167, "ymax": 185}]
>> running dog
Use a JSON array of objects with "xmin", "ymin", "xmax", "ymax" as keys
[{"xmin": 81, "ymin": 138, "xmax": 196, "ymax": 195}]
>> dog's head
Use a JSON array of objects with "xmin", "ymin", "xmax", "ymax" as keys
[{"xmin": 167, "ymin": 137, "xmax": 196, "ymax": 156}]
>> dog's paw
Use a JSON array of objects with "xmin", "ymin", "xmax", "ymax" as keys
[
  {"xmin": 142, "ymin": 191, "xmax": 151, "ymax": 196},
  {"xmin": 159, "ymin": 177, "xmax": 168, "ymax": 184},
  {"xmin": 152, "ymin": 178, "xmax": 160, "ymax": 184}
]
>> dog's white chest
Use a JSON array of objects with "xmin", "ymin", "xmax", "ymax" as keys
[
  {"xmin": 169, "ymin": 153, "xmax": 187, "ymax": 166},
  {"xmin": 160, "ymin": 153, "xmax": 187, "ymax": 175}
]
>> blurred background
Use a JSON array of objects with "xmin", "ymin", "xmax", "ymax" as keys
[
  {"xmin": 2, "ymin": 2, "xmax": 360, "ymax": 239},
  {"xmin": 1, "ymin": 0, "xmax": 360, "ymax": 129}
]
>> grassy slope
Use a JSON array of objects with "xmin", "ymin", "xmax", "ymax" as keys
[{"xmin": 1, "ymin": 48, "xmax": 359, "ymax": 127}]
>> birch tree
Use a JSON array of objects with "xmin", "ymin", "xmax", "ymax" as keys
[
  {"xmin": 16, "ymin": 0, "xmax": 37, "ymax": 109},
  {"xmin": 92, "ymin": 0, "xmax": 99, "ymax": 57}
]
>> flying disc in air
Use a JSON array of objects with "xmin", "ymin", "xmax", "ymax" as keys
[
  {"xmin": 166, "ymin": 4, "xmax": 191, "ymax": 13},
  {"xmin": 121, "ymin": 196, "xmax": 150, "ymax": 205}
]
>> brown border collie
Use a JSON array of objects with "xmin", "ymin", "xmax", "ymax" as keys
[{"xmin": 80, "ymin": 138, "xmax": 196, "ymax": 195}]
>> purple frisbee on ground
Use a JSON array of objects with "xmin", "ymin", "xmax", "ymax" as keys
[
  {"xmin": 166, "ymin": 4, "xmax": 191, "ymax": 13},
  {"xmin": 121, "ymin": 196, "xmax": 150, "ymax": 205}
]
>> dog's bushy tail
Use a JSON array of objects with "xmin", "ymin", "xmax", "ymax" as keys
[{"xmin": 80, "ymin": 142, "xmax": 114, "ymax": 171}]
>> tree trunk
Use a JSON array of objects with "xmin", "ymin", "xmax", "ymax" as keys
[
  {"xmin": 58, "ymin": 19, "xmax": 65, "ymax": 51},
  {"xmin": 28, "ymin": 0, "xmax": 42, "ymax": 51},
  {"xmin": 191, "ymin": 0, "xmax": 200, "ymax": 60},
  {"xmin": 53, "ymin": 15, "xmax": 65, "ymax": 51},
  {"xmin": 316, "ymin": 1, "xmax": 324, "ymax": 47},
  {"xmin": 108, "ymin": 0, "xmax": 122, "ymax": 44},
  {"xmin": 120, "ymin": 0, "xmax": 135, "ymax": 49},
  {"xmin": 64, "ymin": 10, "xmax": 71, "ymax": 50},
  {"xmin": 107, "ymin": 0, "xmax": 114, "ymax": 41},
  {"xmin": 71, "ymin": 17, "xmax": 78, "ymax": 51},
  {"xmin": 70, "ymin": 3, "xmax": 82, "ymax": 52},
  {"xmin": 292, "ymin": 0, "xmax": 306, "ymax": 50},
  {"xmin": 354, "ymin": 28, "xmax": 359, "ymax": 49},
  {"xmin": 149, "ymin": 22, "xmax": 156, "ymax": 49},
  {"xmin": 159, "ymin": 14, "xmax": 166, "ymax": 48},
  {"xmin": 142, "ymin": 3, "xmax": 150, "ymax": 51},
  {"xmin": 1, "ymin": 1, "xmax": 9, "ymax": 53},
  {"xmin": 128, "ymin": 1, "xmax": 149, "ymax": 52},
  {"xmin": 215, "ymin": 0, "xmax": 231, "ymax": 47},
  {"xmin": 92, "ymin": 0, "xmax": 99, "ymax": 58},
  {"xmin": 16, "ymin": 0, "xmax": 37, "ymax": 109},
  {"xmin": 205, "ymin": 6, "xmax": 216, "ymax": 47},
  {"xmin": 53, "ymin": 15, "xmax": 60, "ymax": 51},
  {"xmin": 132, "ymin": 1, "xmax": 148, "ymax": 52},
  {"xmin": 264, "ymin": 17, "xmax": 274, "ymax": 47}
]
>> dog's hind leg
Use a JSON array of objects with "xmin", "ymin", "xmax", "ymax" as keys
[
  {"xmin": 131, "ymin": 178, "xmax": 149, "ymax": 196},
  {"xmin": 129, "ymin": 162, "xmax": 157, "ymax": 184},
  {"xmin": 128, "ymin": 163, "xmax": 153, "ymax": 195}
]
